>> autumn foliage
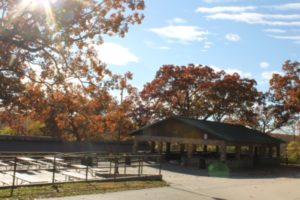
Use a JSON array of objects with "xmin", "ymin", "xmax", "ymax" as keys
[
  {"xmin": 0, "ymin": 1, "xmax": 299, "ymax": 140},
  {"xmin": 139, "ymin": 64, "xmax": 260, "ymax": 124},
  {"xmin": 0, "ymin": 0, "xmax": 145, "ymax": 140}
]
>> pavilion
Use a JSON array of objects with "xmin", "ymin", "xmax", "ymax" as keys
[{"xmin": 131, "ymin": 116, "xmax": 284, "ymax": 168}]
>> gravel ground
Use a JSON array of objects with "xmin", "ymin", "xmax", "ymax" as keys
[{"xmin": 46, "ymin": 164, "xmax": 300, "ymax": 200}]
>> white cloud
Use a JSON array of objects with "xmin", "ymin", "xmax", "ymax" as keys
[
  {"xmin": 208, "ymin": 65, "xmax": 251, "ymax": 78},
  {"xmin": 206, "ymin": 13, "xmax": 300, "ymax": 26},
  {"xmin": 273, "ymin": 3, "xmax": 300, "ymax": 10},
  {"xmin": 148, "ymin": 25, "xmax": 209, "ymax": 43},
  {"xmin": 159, "ymin": 46, "xmax": 170, "ymax": 50},
  {"xmin": 259, "ymin": 62, "xmax": 270, "ymax": 69},
  {"xmin": 261, "ymin": 71, "xmax": 281, "ymax": 80},
  {"xmin": 225, "ymin": 68, "xmax": 252, "ymax": 78},
  {"xmin": 204, "ymin": 41, "xmax": 213, "ymax": 49},
  {"xmin": 225, "ymin": 33, "xmax": 240, "ymax": 41},
  {"xmin": 168, "ymin": 17, "xmax": 187, "ymax": 24},
  {"xmin": 264, "ymin": 29, "xmax": 286, "ymax": 33},
  {"xmin": 203, "ymin": 0, "xmax": 239, "ymax": 3},
  {"xmin": 209, "ymin": 65, "xmax": 221, "ymax": 72},
  {"xmin": 269, "ymin": 35, "xmax": 300, "ymax": 41},
  {"xmin": 94, "ymin": 42, "xmax": 139, "ymax": 66},
  {"xmin": 144, "ymin": 41, "xmax": 171, "ymax": 50},
  {"xmin": 196, "ymin": 6, "xmax": 256, "ymax": 14}
]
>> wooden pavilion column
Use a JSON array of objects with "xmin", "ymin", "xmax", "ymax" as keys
[
  {"xmin": 150, "ymin": 141, "xmax": 156, "ymax": 153},
  {"xmin": 276, "ymin": 144, "xmax": 281, "ymax": 158},
  {"xmin": 133, "ymin": 139, "xmax": 138, "ymax": 153},
  {"xmin": 235, "ymin": 144, "xmax": 241, "ymax": 160},
  {"xmin": 158, "ymin": 142, "xmax": 163, "ymax": 154},
  {"xmin": 186, "ymin": 144, "xmax": 193, "ymax": 165},
  {"xmin": 268, "ymin": 146, "xmax": 273, "ymax": 158},
  {"xmin": 192, "ymin": 145, "xmax": 197, "ymax": 153},
  {"xmin": 216, "ymin": 145, "xmax": 219, "ymax": 153},
  {"xmin": 220, "ymin": 142, "xmax": 227, "ymax": 161},
  {"xmin": 249, "ymin": 145, "xmax": 254, "ymax": 159},
  {"xmin": 187, "ymin": 144, "xmax": 193, "ymax": 159},
  {"xmin": 180, "ymin": 144, "xmax": 185, "ymax": 155},
  {"xmin": 166, "ymin": 142, "xmax": 171, "ymax": 156},
  {"xmin": 262, "ymin": 146, "xmax": 267, "ymax": 158},
  {"xmin": 258, "ymin": 146, "xmax": 264, "ymax": 158}
]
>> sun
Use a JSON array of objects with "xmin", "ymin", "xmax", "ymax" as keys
[
  {"xmin": 17, "ymin": 0, "xmax": 57, "ymax": 25},
  {"xmin": 19, "ymin": 0, "xmax": 56, "ymax": 10}
]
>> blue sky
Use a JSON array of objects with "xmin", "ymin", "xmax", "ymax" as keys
[{"xmin": 97, "ymin": 0, "xmax": 300, "ymax": 91}]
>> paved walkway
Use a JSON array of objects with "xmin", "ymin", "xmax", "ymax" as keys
[{"xmin": 46, "ymin": 164, "xmax": 300, "ymax": 200}]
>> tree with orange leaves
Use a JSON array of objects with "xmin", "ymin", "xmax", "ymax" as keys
[
  {"xmin": 139, "ymin": 64, "xmax": 260, "ymax": 124},
  {"xmin": 270, "ymin": 60, "xmax": 300, "ymax": 114},
  {"xmin": 263, "ymin": 60, "xmax": 300, "ymax": 133},
  {"xmin": 140, "ymin": 64, "xmax": 221, "ymax": 121},
  {"xmin": 207, "ymin": 73, "xmax": 260, "ymax": 122},
  {"xmin": 0, "ymin": 0, "xmax": 145, "ymax": 107},
  {"xmin": 0, "ymin": 0, "xmax": 145, "ymax": 140}
]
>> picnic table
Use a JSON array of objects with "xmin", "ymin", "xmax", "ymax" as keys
[
  {"xmin": 17, "ymin": 157, "xmax": 40, "ymax": 169},
  {"xmin": 44, "ymin": 157, "xmax": 64, "ymax": 162},
  {"xmin": 14, "ymin": 173, "xmax": 48, "ymax": 185},
  {"xmin": 70, "ymin": 164, "xmax": 109, "ymax": 176},
  {"xmin": 44, "ymin": 157, "xmax": 67, "ymax": 169},
  {"xmin": 0, "ymin": 161, "xmax": 10, "ymax": 170},
  {"xmin": 61, "ymin": 171, "xmax": 87, "ymax": 181},
  {"xmin": 17, "ymin": 157, "xmax": 35, "ymax": 162}
]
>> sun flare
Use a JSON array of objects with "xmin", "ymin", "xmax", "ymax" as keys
[{"xmin": 17, "ymin": 0, "xmax": 57, "ymax": 25}]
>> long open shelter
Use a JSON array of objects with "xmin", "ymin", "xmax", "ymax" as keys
[{"xmin": 131, "ymin": 117, "xmax": 284, "ymax": 168}]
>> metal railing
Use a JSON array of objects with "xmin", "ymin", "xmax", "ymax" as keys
[{"xmin": 0, "ymin": 152, "xmax": 162, "ymax": 196}]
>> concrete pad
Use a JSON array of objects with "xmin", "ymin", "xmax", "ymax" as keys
[
  {"xmin": 41, "ymin": 163, "xmax": 300, "ymax": 200},
  {"xmin": 45, "ymin": 187, "xmax": 213, "ymax": 200}
]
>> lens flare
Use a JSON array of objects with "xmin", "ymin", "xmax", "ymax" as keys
[{"xmin": 16, "ymin": 0, "xmax": 56, "ymax": 26}]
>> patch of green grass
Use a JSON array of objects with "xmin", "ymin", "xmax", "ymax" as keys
[{"xmin": 0, "ymin": 180, "xmax": 168, "ymax": 200}]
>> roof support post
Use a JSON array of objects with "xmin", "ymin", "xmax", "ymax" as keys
[
  {"xmin": 261, "ymin": 146, "xmax": 266, "ymax": 158},
  {"xmin": 133, "ymin": 139, "xmax": 138, "ymax": 153},
  {"xmin": 192, "ymin": 145, "xmax": 197, "ymax": 153},
  {"xmin": 186, "ymin": 144, "xmax": 193, "ymax": 166},
  {"xmin": 235, "ymin": 144, "xmax": 241, "ymax": 160},
  {"xmin": 276, "ymin": 144, "xmax": 281, "ymax": 158},
  {"xmin": 216, "ymin": 145, "xmax": 219, "ymax": 153},
  {"xmin": 158, "ymin": 142, "xmax": 163, "ymax": 155},
  {"xmin": 150, "ymin": 141, "xmax": 156, "ymax": 153},
  {"xmin": 268, "ymin": 145, "xmax": 273, "ymax": 158},
  {"xmin": 166, "ymin": 142, "xmax": 171, "ymax": 155},
  {"xmin": 249, "ymin": 145, "xmax": 254, "ymax": 159},
  {"xmin": 180, "ymin": 144, "xmax": 185, "ymax": 155},
  {"xmin": 187, "ymin": 144, "xmax": 193, "ymax": 159},
  {"xmin": 220, "ymin": 142, "xmax": 226, "ymax": 161}
]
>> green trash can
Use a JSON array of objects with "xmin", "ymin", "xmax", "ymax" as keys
[{"xmin": 208, "ymin": 161, "xmax": 230, "ymax": 177}]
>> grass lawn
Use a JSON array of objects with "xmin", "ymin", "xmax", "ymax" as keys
[{"xmin": 0, "ymin": 180, "xmax": 168, "ymax": 200}]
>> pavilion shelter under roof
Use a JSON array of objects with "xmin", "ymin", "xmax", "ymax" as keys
[{"xmin": 131, "ymin": 117, "xmax": 284, "ymax": 168}]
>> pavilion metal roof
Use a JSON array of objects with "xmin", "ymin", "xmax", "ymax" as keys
[{"xmin": 132, "ymin": 116, "xmax": 284, "ymax": 144}]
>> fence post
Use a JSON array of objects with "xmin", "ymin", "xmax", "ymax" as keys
[
  {"xmin": 138, "ymin": 157, "xmax": 141, "ymax": 177},
  {"xmin": 85, "ymin": 155, "xmax": 90, "ymax": 182},
  {"xmin": 141, "ymin": 157, "xmax": 144, "ymax": 175},
  {"xmin": 159, "ymin": 155, "xmax": 162, "ymax": 175},
  {"xmin": 10, "ymin": 157, "xmax": 17, "ymax": 197},
  {"xmin": 124, "ymin": 158, "xmax": 126, "ymax": 175},
  {"xmin": 109, "ymin": 159, "xmax": 112, "ymax": 174},
  {"xmin": 85, "ymin": 164, "xmax": 89, "ymax": 182},
  {"xmin": 114, "ymin": 157, "xmax": 119, "ymax": 181},
  {"xmin": 52, "ymin": 156, "xmax": 56, "ymax": 185}
]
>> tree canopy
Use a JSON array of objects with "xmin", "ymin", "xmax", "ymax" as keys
[
  {"xmin": 0, "ymin": 1, "xmax": 299, "ymax": 140},
  {"xmin": 0, "ymin": 0, "xmax": 145, "ymax": 140},
  {"xmin": 139, "ymin": 64, "xmax": 260, "ymax": 124}
]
